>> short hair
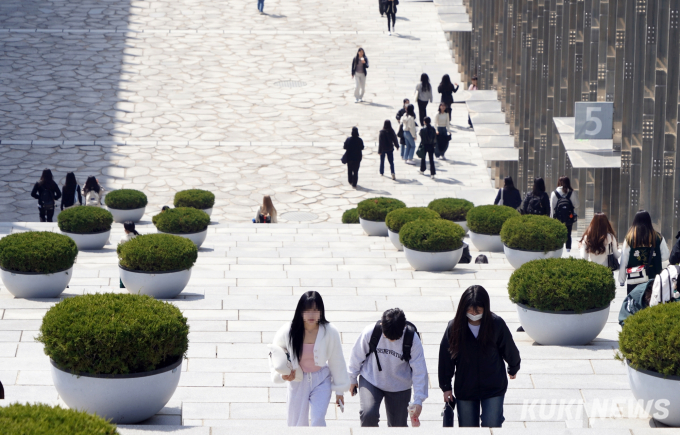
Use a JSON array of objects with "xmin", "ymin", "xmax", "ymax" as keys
[
  {"xmin": 381, "ymin": 308, "xmax": 406, "ymax": 340},
  {"xmin": 424, "ymin": 117, "xmax": 431, "ymax": 126}
]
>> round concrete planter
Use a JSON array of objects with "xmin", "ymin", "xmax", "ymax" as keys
[
  {"xmin": 387, "ymin": 229, "xmax": 403, "ymax": 251},
  {"xmin": 516, "ymin": 302, "xmax": 609, "ymax": 345},
  {"xmin": 503, "ymin": 245, "xmax": 564, "ymax": 269},
  {"xmin": 119, "ymin": 266, "xmax": 191, "ymax": 299},
  {"xmin": 469, "ymin": 231, "xmax": 503, "ymax": 252},
  {"xmin": 0, "ymin": 266, "xmax": 73, "ymax": 298},
  {"xmin": 108, "ymin": 207, "xmax": 145, "ymax": 223},
  {"xmin": 453, "ymin": 221, "xmax": 469, "ymax": 234},
  {"xmin": 360, "ymin": 218, "xmax": 388, "ymax": 237},
  {"xmin": 627, "ymin": 362, "xmax": 680, "ymax": 426},
  {"xmin": 158, "ymin": 229, "xmax": 207, "ymax": 248},
  {"xmin": 403, "ymin": 246, "xmax": 464, "ymax": 271},
  {"xmin": 61, "ymin": 230, "xmax": 110, "ymax": 250},
  {"xmin": 201, "ymin": 208, "xmax": 212, "ymax": 217},
  {"xmin": 51, "ymin": 357, "xmax": 182, "ymax": 424}
]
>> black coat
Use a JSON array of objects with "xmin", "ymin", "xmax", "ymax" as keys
[
  {"xmin": 494, "ymin": 187, "xmax": 522, "ymax": 210},
  {"xmin": 343, "ymin": 136, "xmax": 364, "ymax": 161},
  {"xmin": 419, "ymin": 125, "xmax": 437, "ymax": 150},
  {"xmin": 351, "ymin": 56, "xmax": 369, "ymax": 77},
  {"xmin": 438, "ymin": 314, "xmax": 521, "ymax": 401},
  {"xmin": 670, "ymin": 234, "xmax": 680, "ymax": 265},
  {"xmin": 378, "ymin": 129, "xmax": 399, "ymax": 154},
  {"xmin": 396, "ymin": 107, "xmax": 406, "ymax": 122},
  {"xmin": 438, "ymin": 83, "xmax": 460, "ymax": 105},
  {"xmin": 520, "ymin": 191, "xmax": 550, "ymax": 216},
  {"xmin": 31, "ymin": 181, "xmax": 61, "ymax": 207},
  {"xmin": 61, "ymin": 184, "xmax": 82, "ymax": 210}
]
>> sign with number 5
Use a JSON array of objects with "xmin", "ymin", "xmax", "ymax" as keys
[{"xmin": 575, "ymin": 102, "xmax": 613, "ymax": 140}]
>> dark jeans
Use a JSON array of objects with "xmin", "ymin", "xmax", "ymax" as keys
[
  {"xmin": 468, "ymin": 114, "xmax": 473, "ymax": 128},
  {"xmin": 347, "ymin": 160, "xmax": 361, "ymax": 186},
  {"xmin": 359, "ymin": 376, "xmax": 411, "ymax": 427},
  {"xmin": 39, "ymin": 205, "xmax": 55, "ymax": 222},
  {"xmin": 565, "ymin": 223, "xmax": 573, "ymax": 250},
  {"xmin": 417, "ymin": 99, "xmax": 428, "ymax": 126},
  {"xmin": 380, "ymin": 152, "xmax": 395, "ymax": 175},
  {"xmin": 386, "ymin": 10, "xmax": 396, "ymax": 30},
  {"xmin": 457, "ymin": 395, "xmax": 505, "ymax": 427},
  {"xmin": 436, "ymin": 127, "xmax": 449, "ymax": 157},
  {"xmin": 420, "ymin": 146, "xmax": 436, "ymax": 175}
]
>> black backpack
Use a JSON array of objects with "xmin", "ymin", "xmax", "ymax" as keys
[
  {"xmin": 40, "ymin": 185, "xmax": 55, "ymax": 208},
  {"xmin": 366, "ymin": 320, "xmax": 419, "ymax": 371},
  {"xmin": 522, "ymin": 193, "xmax": 544, "ymax": 215},
  {"xmin": 458, "ymin": 243, "xmax": 471, "ymax": 264},
  {"xmin": 553, "ymin": 190, "xmax": 576, "ymax": 224}
]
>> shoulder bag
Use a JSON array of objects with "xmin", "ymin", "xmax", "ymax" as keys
[
  {"xmin": 498, "ymin": 188, "xmax": 504, "ymax": 206},
  {"xmin": 606, "ymin": 241, "xmax": 619, "ymax": 271}
]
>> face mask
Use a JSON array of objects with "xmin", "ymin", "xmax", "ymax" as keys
[
  {"xmin": 467, "ymin": 312, "xmax": 483, "ymax": 321},
  {"xmin": 303, "ymin": 311, "xmax": 320, "ymax": 323}
]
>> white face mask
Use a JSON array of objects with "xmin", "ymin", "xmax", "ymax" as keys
[{"xmin": 467, "ymin": 312, "xmax": 483, "ymax": 321}]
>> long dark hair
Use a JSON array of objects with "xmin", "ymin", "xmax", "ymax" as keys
[
  {"xmin": 83, "ymin": 176, "xmax": 100, "ymax": 194},
  {"xmin": 557, "ymin": 176, "xmax": 572, "ymax": 192},
  {"xmin": 448, "ymin": 286, "xmax": 494, "ymax": 359},
  {"xmin": 38, "ymin": 169, "xmax": 53, "ymax": 186},
  {"xmin": 63, "ymin": 172, "xmax": 77, "ymax": 189},
  {"xmin": 382, "ymin": 119, "xmax": 394, "ymax": 133},
  {"xmin": 289, "ymin": 291, "xmax": 329, "ymax": 361},
  {"xmin": 355, "ymin": 48, "xmax": 366, "ymax": 64},
  {"xmin": 625, "ymin": 210, "xmax": 658, "ymax": 248},
  {"xmin": 420, "ymin": 73, "xmax": 431, "ymax": 93},
  {"xmin": 439, "ymin": 74, "xmax": 453, "ymax": 92},
  {"xmin": 351, "ymin": 126, "xmax": 359, "ymax": 138},
  {"xmin": 406, "ymin": 104, "xmax": 416, "ymax": 118},
  {"xmin": 580, "ymin": 213, "xmax": 616, "ymax": 255},
  {"xmin": 123, "ymin": 221, "xmax": 139, "ymax": 236},
  {"xmin": 503, "ymin": 176, "xmax": 516, "ymax": 191},
  {"xmin": 532, "ymin": 177, "xmax": 546, "ymax": 196}
]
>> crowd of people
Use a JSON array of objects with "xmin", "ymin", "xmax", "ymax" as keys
[{"xmin": 30, "ymin": 169, "xmax": 105, "ymax": 222}]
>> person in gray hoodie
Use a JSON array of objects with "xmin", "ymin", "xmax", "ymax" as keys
[{"xmin": 348, "ymin": 308, "xmax": 428, "ymax": 427}]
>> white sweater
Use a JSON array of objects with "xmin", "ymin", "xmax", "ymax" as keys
[
  {"xmin": 269, "ymin": 322, "xmax": 350, "ymax": 394},
  {"xmin": 400, "ymin": 115, "xmax": 417, "ymax": 138},
  {"xmin": 579, "ymin": 234, "xmax": 620, "ymax": 266},
  {"xmin": 549, "ymin": 187, "xmax": 578, "ymax": 218},
  {"xmin": 618, "ymin": 238, "xmax": 670, "ymax": 285},
  {"xmin": 434, "ymin": 113, "xmax": 450, "ymax": 132}
]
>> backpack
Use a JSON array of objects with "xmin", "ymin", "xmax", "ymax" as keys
[
  {"xmin": 259, "ymin": 214, "xmax": 271, "ymax": 223},
  {"xmin": 366, "ymin": 320, "xmax": 419, "ymax": 371},
  {"xmin": 458, "ymin": 243, "xmax": 471, "ymax": 264},
  {"xmin": 39, "ymin": 185, "xmax": 55, "ymax": 208},
  {"xmin": 85, "ymin": 190, "xmax": 100, "ymax": 206},
  {"xmin": 553, "ymin": 190, "xmax": 576, "ymax": 224},
  {"xmin": 522, "ymin": 193, "xmax": 544, "ymax": 215}
]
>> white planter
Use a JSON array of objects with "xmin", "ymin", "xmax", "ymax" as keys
[
  {"xmin": 388, "ymin": 229, "xmax": 403, "ymax": 251},
  {"xmin": 51, "ymin": 357, "xmax": 182, "ymax": 424},
  {"xmin": 503, "ymin": 245, "xmax": 564, "ymax": 269},
  {"xmin": 360, "ymin": 218, "xmax": 388, "ymax": 237},
  {"xmin": 627, "ymin": 363, "xmax": 680, "ymax": 426},
  {"xmin": 158, "ymin": 229, "xmax": 207, "ymax": 248},
  {"xmin": 453, "ymin": 221, "xmax": 469, "ymax": 234},
  {"xmin": 0, "ymin": 266, "xmax": 73, "ymax": 298},
  {"xmin": 469, "ymin": 230, "xmax": 503, "ymax": 252},
  {"xmin": 119, "ymin": 266, "xmax": 191, "ymax": 299},
  {"xmin": 516, "ymin": 303, "xmax": 610, "ymax": 345},
  {"xmin": 201, "ymin": 208, "xmax": 212, "ymax": 217},
  {"xmin": 403, "ymin": 246, "xmax": 464, "ymax": 271},
  {"xmin": 62, "ymin": 230, "xmax": 111, "ymax": 250},
  {"xmin": 108, "ymin": 207, "xmax": 146, "ymax": 223}
]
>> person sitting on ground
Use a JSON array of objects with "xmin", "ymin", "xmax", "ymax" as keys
[
  {"xmin": 83, "ymin": 176, "xmax": 105, "ymax": 207},
  {"xmin": 619, "ymin": 280, "xmax": 655, "ymax": 326},
  {"xmin": 30, "ymin": 168, "xmax": 61, "ymax": 223},
  {"xmin": 493, "ymin": 177, "xmax": 522, "ymax": 210},
  {"xmin": 255, "ymin": 195, "xmax": 278, "ymax": 223},
  {"xmin": 61, "ymin": 172, "xmax": 82, "ymax": 210}
]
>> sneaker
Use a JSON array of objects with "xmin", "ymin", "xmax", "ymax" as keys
[
  {"xmin": 419, "ymin": 170, "xmax": 425, "ymax": 175},
  {"xmin": 388, "ymin": 31, "xmax": 392, "ymax": 36},
  {"xmin": 567, "ymin": 249, "xmax": 571, "ymax": 253},
  {"xmin": 391, "ymin": 173, "xmax": 395, "ymax": 180},
  {"xmin": 380, "ymin": 173, "xmax": 384, "ymax": 176},
  {"xmin": 355, "ymin": 98, "xmax": 359, "ymax": 103},
  {"xmin": 517, "ymin": 326, "xmax": 524, "ymax": 332},
  {"xmin": 359, "ymin": 98, "xmax": 363, "ymax": 102},
  {"xmin": 442, "ymin": 155, "xmax": 446, "ymax": 160},
  {"xmin": 431, "ymin": 174, "xmax": 435, "ymax": 179}
]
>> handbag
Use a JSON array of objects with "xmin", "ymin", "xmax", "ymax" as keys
[
  {"xmin": 442, "ymin": 399, "xmax": 456, "ymax": 427},
  {"xmin": 268, "ymin": 344, "xmax": 293, "ymax": 376},
  {"xmin": 341, "ymin": 151, "xmax": 348, "ymax": 164},
  {"xmin": 498, "ymin": 188, "xmax": 504, "ymax": 206},
  {"xmin": 606, "ymin": 241, "xmax": 619, "ymax": 271},
  {"xmin": 416, "ymin": 143, "xmax": 425, "ymax": 159},
  {"xmin": 397, "ymin": 124, "xmax": 404, "ymax": 140},
  {"xmin": 626, "ymin": 238, "xmax": 656, "ymax": 284}
]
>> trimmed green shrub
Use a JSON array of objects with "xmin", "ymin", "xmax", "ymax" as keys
[
  {"xmin": 117, "ymin": 233, "xmax": 197, "ymax": 272},
  {"xmin": 357, "ymin": 197, "xmax": 406, "ymax": 222},
  {"xmin": 342, "ymin": 208, "xmax": 360, "ymax": 224},
  {"xmin": 0, "ymin": 232, "xmax": 77, "ymax": 274},
  {"xmin": 104, "ymin": 189, "xmax": 148, "ymax": 210},
  {"xmin": 617, "ymin": 302, "xmax": 680, "ymax": 376},
  {"xmin": 37, "ymin": 293, "xmax": 189, "ymax": 375},
  {"xmin": 58, "ymin": 206, "xmax": 113, "ymax": 234},
  {"xmin": 501, "ymin": 215, "xmax": 568, "ymax": 252},
  {"xmin": 152, "ymin": 207, "xmax": 210, "ymax": 234},
  {"xmin": 466, "ymin": 205, "xmax": 520, "ymax": 235},
  {"xmin": 386, "ymin": 207, "xmax": 440, "ymax": 233},
  {"xmin": 400, "ymin": 219, "xmax": 466, "ymax": 252},
  {"xmin": 428, "ymin": 198, "xmax": 474, "ymax": 222},
  {"xmin": 174, "ymin": 189, "xmax": 215, "ymax": 209},
  {"xmin": 0, "ymin": 403, "xmax": 117, "ymax": 435},
  {"xmin": 508, "ymin": 258, "xmax": 616, "ymax": 312}
]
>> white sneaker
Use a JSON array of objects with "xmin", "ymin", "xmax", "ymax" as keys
[
  {"xmin": 359, "ymin": 98, "xmax": 363, "ymax": 102},
  {"xmin": 419, "ymin": 170, "xmax": 425, "ymax": 175},
  {"xmin": 355, "ymin": 98, "xmax": 359, "ymax": 103},
  {"xmin": 431, "ymin": 175, "xmax": 435, "ymax": 179},
  {"xmin": 391, "ymin": 173, "xmax": 396, "ymax": 180},
  {"xmin": 388, "ymin": 31, "xmax": 391, "ymax": 36}
]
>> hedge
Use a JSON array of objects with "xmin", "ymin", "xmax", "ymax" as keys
[
  {"xmin": 342, "ymin": 208, "xmax": 360, "ymax": 224},
  {"xmin": 400, "ymin": 219, "xmax": 465, "ymax": 252},
  {"xmin": 466, "ymin": 205, "xmax": 520, "ymax": 235},
  {"xmin": 37, "ymin": 293, "xmax": 189, "ymax": 375},
  {"xmin": 357, "ymin": 197, "xmax": 406, "ymax": 222},
  {"xmin": 57, "ymin": 206, "xmax": 113, "ymax": 234},
  {"xmin": 500, "ymin": 215, "xmax": 568, "ymax": 252},
  {"xmin": 385, "ymin": 207, "xmax": 440, "ymax": 233},
  {"xmin": 0, "ymin": 403, "xmax": 117, "ymax": 435},
  {"xmin": 508, "ymin": 258, "xmax": 616, "ymax": 312},
  {"xmin": 104, "ymin": 189, "xmax": 148, "ymax": 210},
  {"xmin": 173, "ymin": 189, "xmax": 215, "ymax": 210},
  {"xmin": 117, "ymin": 233, "xmax": 198, "ymax": 272},
  {"xmin": 0, "ymin": 232, "xmax": 77, "ymax": 274},
  {"xmin": 428, "ymin": 198, "xmax": 474, "ymax": 222},
  {"xmin": 152, "ymin": 207, "xmax": 210, "ymax": 234}
]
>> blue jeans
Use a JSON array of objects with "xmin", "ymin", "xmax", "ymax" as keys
[
  {"xmin": 380, "ymin": 151, "xmax": 395, "ymax": 175},
  {"xmin": 403, "ymin": 131, "xmax": 415, "ymax": 160},
  {"xmin": 257, "ymin": 0, "xmax": 264, "ymax": 11},
  {"xmin": 457, "ymin": 395, "xmax": 505, "ymax": 427}
]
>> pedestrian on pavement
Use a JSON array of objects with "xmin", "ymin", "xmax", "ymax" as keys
[
  {"xmin": 519, "ymin": 177, "xmax": 550, "ymax": 216},
  {"xmin": 83, "ymin": 176, "xmax": 105, "ymax": 207},
  {"xmin": 257, "ymin": 0, "xmax": 265, "ymax": 13},
  {"xmin": 30, "ymin": 169, "xmax": 61, "ymax": 223},
  {"xmin": 270, "ymin": 291, "xmax": 349, "ymax": 426},
  {"xmin": 352, "ymin": 48, "xmax": 369, "ymax": 103},
  {"xmin": 60, "ymin": 172, "xmax": 82, "ymax": 210},
  {"xmin": 414, "ymin": 73, "xmax": 432, "ymax": 126},
  {"xmin": 434, "ymin": 102, "xmax": 451, "ymax": 159},
  {"xmin": 255, "ymin": 195, "xmax": 278, "ymax": 223},
  {"xmin": 493, "ymin": 177, "xmax": 522, "ymax": 210},
  {"xmin": 419, "ymin": 117, "xmax": 437, "ymax": 179},
  {"xmin": 619, "ymin": 210, "xmax": 669, "ymax": 294},
  {"xmin": 618, "ymin": 280, "xmax": 655, "ymax": 326},
  {"xmin": 438, "ymin": 285, "xmax": 520, "ymax": 428},
  {"xmin": 438, "ymin": 74, "xmax": 459, "ymax": 121},
  {"xmin": 378, "ymin": 120, "xmax": 399, "ymax": 180},
  {"xmin": 467, "ymin": 76, "xmax": 478, "ymax": 128},
  {"xmin": 348, "ymin": 308, "xmax": 428, "ymax": 427},
  {"xmin": 396, "ymin": 98, "xmax": 410, "ymax": 154},
  {"xmin": 384, "ymin": 0, "xmax": 398, "ymax": 35},
  {"xmin": 579, "ymin": 213, "xmax": 620, "ymax": 266},
  {"xmin": 550, "ymin": 176, "xmax": 578, "ymax": 252},
  {"xmin": 344, "ymin": 127, "xmax": 364, "ymax": 188},
  {"xmin": 118, "ymin": 221, "xmax": 140, "ymax": 288},
  {"xmin": 400, "ymin": 104, "xmax": 417, "ymax": 164}
]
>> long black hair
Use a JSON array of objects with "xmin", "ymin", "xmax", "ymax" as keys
[
  {"xmin": 532, "ymin": 177, "xmax": 546, "ymax": 196},
  {"xmin": 123, "ymin": 221, "xmax": 139, "ymax": 236},
  {"xmin": 83, "ymin": 176, "xmax": 100, "ymax": 194},
  {"xmin": 382, "ymin": 119, "xmax": 394, "ymax": 133},
  {"xmin": 503, "ymin": 176, "xmax": 516, "ymax": 191},
  {"xmin": 351, "ymin": 126, "xmax": 360, "ymax": 138},
  {"xmin": 448, "ymin": 285, "xmax": 494, "ymax": 359},
  {"xmin": 63, "ymin": 172, "xmax": 77, "ymax": 189},
  {"xmin": 406, "ymin": 104, "xmax": 416, "ymax": 118},
  {"xmin": 355, "ymin": 48, "xmax": 366, "ymax": 65},
  {"xmin": 439, "ymin": 74, "xmax": 453, "ymax": 92},
  {"xmin": 289, "ymin": 291, "xmax": 329, "ymax": 361},
  {"xmin": 420, "ymin": 73, "xmax": 431, "ymax": 93},
  {"xmin": 625, "ymin": 209, "xmax": 658, "ymax": 248},
  {"xmin": 38, "ymin": 169, "xmax": 53, "ymax": 186}
]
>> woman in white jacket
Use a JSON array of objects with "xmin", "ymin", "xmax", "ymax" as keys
[
  {"xmin": 400, "ymin": 104, "xmax": 418, "ymax": 165},
  {"xmin": 578, "ymin": 213, "xmax": 620, "ymax": 266},
  {"xmin": 270, "ymin": 291, "xmax": 349, "ymax": 426}
]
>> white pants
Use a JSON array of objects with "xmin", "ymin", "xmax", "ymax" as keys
[
  {"xmin": 287, "ymin": 366, "xmax": 332, "ymax": 426},
  {"xmin": 354, "ymin": 73, "xmax": 366, "ymax": 99}
]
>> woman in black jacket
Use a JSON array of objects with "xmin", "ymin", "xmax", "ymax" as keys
[
  {"xmin": 493, "ymin": 177, "xmax": 522, "ymax": 210},
  {"xmin": 439, "ymin": 285, "xmax": 520, "ymax": 427},
  {"xmin": 437, "ymin": 74, "xmax": 459, "ymax": 121},
  {"xmin": 351, "ymin": 48, "xmax": 369, "ymax": 103},
  {"xmin": 519, "ymin": 177, "xmax": 550, "ymax": 216},
  {"xmin": 418, "ymin": 117, "xmax": 437, "ymax": 179},
  {"xmin": 61, "ymin": 172, "xmax": 82, "ymax": 210},
  {"xmin": 378, "ymin": 120, "xmax": 399, "ymax": 180},
  {"xmin": 30, "ymin": 169, "xmax": 62, "ymax": 222},
  {"xmin": 343, "ymin": 127, "xmax": 364, "ymax": 188}
]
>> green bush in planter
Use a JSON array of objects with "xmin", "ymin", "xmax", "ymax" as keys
[
  {"xmin": 342, "ymin": 208, "xmax": 360, "ymax": 224},
  {"xmin": 0, "ymin": 403, "xmax": 117, "ymax": 435},
  {"xmin": 152, "ymin": 207, "xmax": 210, "ymax": 234},
  {"xmin": 386, "ymin": 207, "xmax": 440, "ymax": 233},
  {"xmin": 173, "ymin": 189, "xmax": 215, "ymax": 210},
  {"xmin": 428, "ymin": 198, "xmax": 474, "ymax": 222},
  {"xmin": 104, "ymin": 189, "xmax": 148, "ymax": 210},
  {"xmin": 58, "ymin": 206, "xmax": 113, "ymax": 234},
  {"xmin": 508, "ymin": 258, "xmax": 616, "ymax": 313},
  {"xmin": 501, "ymin": 215, "xmax": 568, "ymax": 252},
  {"xmin": 0, "ymin": 232, "xmax": 77, "ymax": 274},
  {"xmin": 117, "ymin": 233, "xmax": 198, "ymax": 272},
  {"xmin": 400, "ymin": 219, "xmax": 465, "ymax": 252},
  {"xmin": 357, "ymin": 197, "xmax": 406, "ymax": 222},
  {"xmin": 466, "ymin": 205, "xmax": 520, "ymax": 235},
  {"xmin": 37, "ymin": 293, "xmax": 189, "ymax": 375},
  {"xmin": 616, "ymin": 303, "xmax": 680, "ymax": 376}
]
